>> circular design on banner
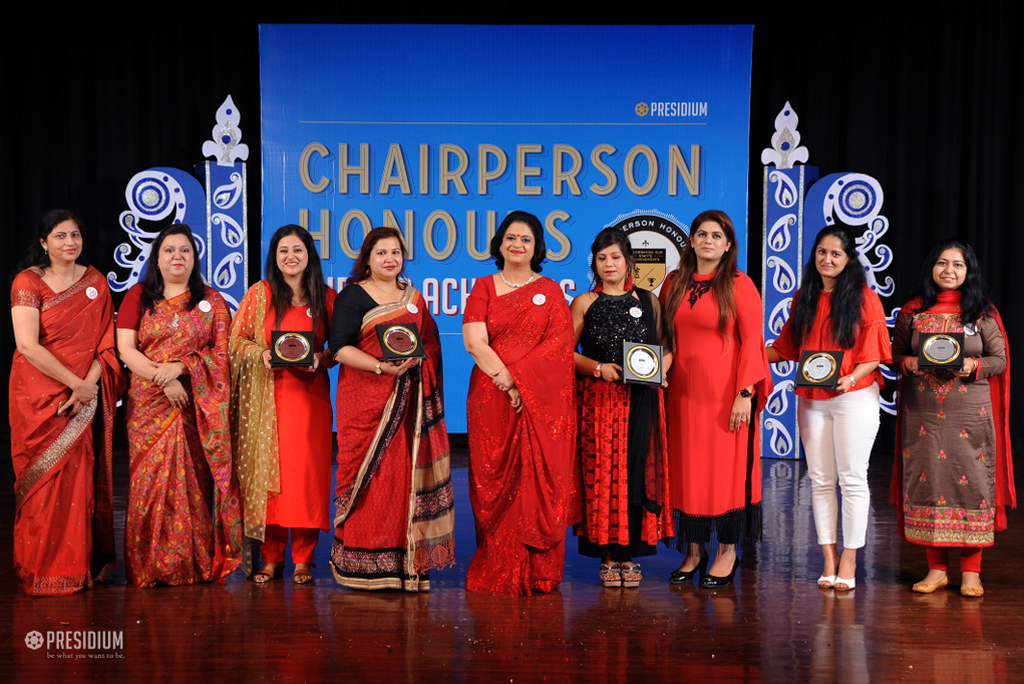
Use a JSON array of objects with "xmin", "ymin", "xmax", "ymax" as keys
[
  {"xmin": 923, "ymin": 335, "xmax": 961, "ymax": 364},
  {"xmin": 635, "ymin": 102, "xmax": 649, "ymax": 117},
  {"xmin": 86, "ymin": 286, "xmax": 98, "ymax": 300},
  {"xmin": 802, "ymin": 353, "xmax": 838, "ymax": 383},
  {"xmin": 837, "ymin": 180, "xmax": 877, "ymax": 220},
  {"xmin": 629, "ymin": 306, "xmax": 643, "ymax": 319},
  {"xmin": 25, "ymin": 631, "xmax": 44, "ymax": 650},
  {"xmin": 626, "ymin": 345, "xmax": 660, "ymax": 380},
  {"xmin": 613, "ymin": 212, "xmax": 689, "ymax": 295},
  {"xmin": 407, "ymin": 303, "xmax": 419, "ymax": 314},
  {"xmin": 532, "ymin": 294, "xmax": 546, "ymax": 306},
  {"xmin": 131, "ymin": 177, "xmax": 171, "ymax": 217},
  {"xmin": 276, "ymin": 333, "xmax": 310, "ymax": 362},
  {"xmin": 198, "ymin": 300, "xmax": 212, "ymax": 313},
  {"xmin": 306, "ymin": 308, "xmax": 313, "ymax": 318},
  {"xmin": 383, "ymin": 326, "xmax": 418, "ymax": 356}
]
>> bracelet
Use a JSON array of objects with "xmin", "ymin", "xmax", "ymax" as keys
[
  {"xmin": 847, "ymin": 375, "xmax": 856, "ymax": 386},
  {"xmin": 594, "ymin": 363, "xmax": 603, "ymax": 378}
]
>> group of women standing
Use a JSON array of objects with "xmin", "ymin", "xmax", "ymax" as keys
[{"xmin": 8, "ymin": 207, "xmax": 1013, "ymax": 600}]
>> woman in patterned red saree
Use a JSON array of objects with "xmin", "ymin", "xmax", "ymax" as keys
[
  {"xmin": 329, "ymin": 227, "xmax": 453, "ymax": 591},
  {"xmin": 116, "ymin": 225, "xmax": 243, "ymax": 587},
  {"xmin": 9, "ymin": 210, "xmax": 124, "ymax": 596},
  {"xmin": 463, "ymin": 211, "xmax": 579, "ymax": 597}
]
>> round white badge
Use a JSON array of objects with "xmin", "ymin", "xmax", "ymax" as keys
[
  {"xmin": 198, "ymin": 300, "xmax": 212, "ymax": 313},
  {"xmin": 85, "ymin": 287, "xmax": 98, "ymax": 300},
  {"xmin": 629, "ymin": 306, "xmax": 643, "ymax": 319},
  {"xmin": 407, "ymin": 303, "xmax": 419, "ymax": 314},
  {"xmin": 533, "ymin": 294, "xmax": 546, "ymax": 306},
  {"xmin": 306, "ymin": 308, "xmax": 313, "ymax": 318},
  {"xmin": 963, "ymin": 323, "xmax": 977, "ymax": 336}
]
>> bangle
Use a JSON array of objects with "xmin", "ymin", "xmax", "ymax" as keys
[
  {"xmin": 594, "ymin": 363, "xmax": 603, "ymax": 378},
  {"xmin": 848, "ymin": 375, "xmax": 856, "ymax": 386},
  {"xmin": 374, "ymin": 361, "xmax": 382, "ymax": 375}
]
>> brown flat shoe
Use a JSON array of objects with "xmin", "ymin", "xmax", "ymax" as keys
[
  {"xmin": 960, "ymin": 582, "xmax": 984, "ymax": 597},
  {"xmin": 912, "ymin": 575, "xmax": 948, "ymax": 594}
]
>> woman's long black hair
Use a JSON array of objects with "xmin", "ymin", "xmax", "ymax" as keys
[
  {"xmin": 139, "ymin": 224, "xmax": 207, "ymax": 313},
  {"xmin": 789, "ymin": 224, "xmax": 866, "ymax": 350},
  {"xmin": 914, "ymin": 237, "xmax": 993, "ymax": 323},
  {"xmin": 266, "ymin": 225, "xmax": 329, "ymax": 332}
]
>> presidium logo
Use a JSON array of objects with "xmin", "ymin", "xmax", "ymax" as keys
[
  {"xmin": 608, "ymin": 212, "xmax": 689, "ymax": 295},
  {"xmin": 635, "ymin": 101, "xmax": 708, "ymax": 117}
]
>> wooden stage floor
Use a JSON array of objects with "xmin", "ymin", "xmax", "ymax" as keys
[{"xmin": 4, "ymin": 448, "xmax": 1024, "ymax": 683}]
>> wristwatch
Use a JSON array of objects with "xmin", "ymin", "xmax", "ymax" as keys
[
  {"xmin": 738, "ymin": 388, "xmax": 752, "ymax": 398},
  {"xmin": 374, "ymin": 361, "xmax": 383, "ymax": 375}
]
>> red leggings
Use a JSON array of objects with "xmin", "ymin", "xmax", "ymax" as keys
[
  {"xmin": 262, "ymin": 524, "xmax": 319, "ymax": 564},
  {"xmin": 926, "ymin": 547, "xmax": 982, "ymax": 574}
]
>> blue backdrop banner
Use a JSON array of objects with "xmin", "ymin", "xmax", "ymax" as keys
[{"xmin": 259, "ymin": 24, "xmax": 754, "ymax": 431}]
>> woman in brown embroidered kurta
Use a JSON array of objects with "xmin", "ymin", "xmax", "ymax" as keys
[{"xmin": 891, "ymin": 239, "xmax": 1014, "ymax": 597}]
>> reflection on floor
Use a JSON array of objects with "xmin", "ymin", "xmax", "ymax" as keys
[{"xmin": 3, "ymin": 449, "xmax": 1023, "ymax": 682}]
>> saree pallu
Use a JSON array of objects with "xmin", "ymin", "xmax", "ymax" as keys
[
  {"xmin": 464, "ymin": 276, "xmax": 579, "ymax": 597},
  {"xmin": 125, "ymin": 288, "xmax": 243, "ymax": 587},
  {"xmin": 330, "ymin": 287, "xmax": 453, "ymax": 591},
  {"xmin": 9, "ymin": 267, "xmax": 124, "ymax": 596}
]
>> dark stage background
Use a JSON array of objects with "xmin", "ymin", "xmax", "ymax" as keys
[{"xmin": 3, "ymin": 4, "xmax": 1022, "ymax": 481}]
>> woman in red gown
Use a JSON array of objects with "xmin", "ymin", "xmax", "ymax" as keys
[
  {"xmin": 660, "ymin": 210, "xmax": 771, "ymax": 588},
  {"xmin": 463, "ymin": 211, "xmax": 579, "ymax": 597},
  {"xmin": 9, "ymin": 210, "xmax": 124, "ymax": 595},
  {"xmin": 230, "ymin": 225, "xmax": 337, "ymax": 584},
  {"xmin": 329, "ymin": 227, "xmax": 453, "ymax": 591},
  {"xmin": 117, "ymin": 225, "xmax": 243, "ymax": 587}
]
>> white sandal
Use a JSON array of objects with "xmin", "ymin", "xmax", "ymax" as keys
[{"xmin": 817, "ymin": 574, "xmax": 836, "ymax": 589}]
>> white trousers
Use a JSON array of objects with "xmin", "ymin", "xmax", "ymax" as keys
[{"xmin": 798, "ymin": 383, "xmax": 880, "ymax": 549}]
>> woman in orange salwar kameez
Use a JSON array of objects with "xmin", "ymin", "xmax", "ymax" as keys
[
  {"xmin": 230, "ymin": 225, "xmax": 337, "ymax": 584},
  {"xmin": 116, "ymin": 225, "xmax": 243, "ymax": 587},
  {"xmin": 9, "ymin": 210, "xmax": 124, "ymax": 596}
]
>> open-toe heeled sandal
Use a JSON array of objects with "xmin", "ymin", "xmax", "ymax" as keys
[
  {"xmin": 293, "ymin": 563, "xmax": 315, "ymax": 585},
  {"xmin": 253, "ymin": 564, "xmax": 283, "ymax": 584}
]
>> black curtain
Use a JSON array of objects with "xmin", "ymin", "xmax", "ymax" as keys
[{"xmin": 3, "ymin": 4, "xmax": 1023, "ymax": 477}]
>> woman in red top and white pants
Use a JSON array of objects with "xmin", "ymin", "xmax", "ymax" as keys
[{"xmin": 767, "ymin": 224, "xmax": 892, "ymax": 591}]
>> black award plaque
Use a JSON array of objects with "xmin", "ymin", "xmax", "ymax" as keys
[
  {"xmin": 796, "ymin": 350, "xmax": 844, "ymax": 389},
  {"xmin": 622, "ymin": 341, "xmax": 663, "ymax": 386},
  {"xmin": 376, "ymin": 323, "xmax": 427, "ymax": 362},
  {"xmin": 918, "ymin": 332, "xmax": 964, "ymax": 370},
  {"xmin": 271, "ymin": 331, "xmax": 315, "ymax": 367}
]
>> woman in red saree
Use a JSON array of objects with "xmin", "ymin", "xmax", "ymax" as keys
[
  {"xmin": 10, "ymin": 210, "xmax": 124, "ymax": 596},
  {"xmin": 329, "ymin": 227, "xmax": 453, "ymax": 591},
  {"xmin": 463, "ymin": 211, "xmax": 579, "ymax": 597},
  {"xmin": 116, "ymin": 225, "xmax": 243, "ymax": 587},
  {"xmin": 230, "ymin": 225, "xmax": 336, "ymax": 585}
]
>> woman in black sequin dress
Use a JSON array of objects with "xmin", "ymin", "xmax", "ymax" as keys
[{"xmin": 570, "ymin": 228, "xmax": 674, "ymax": 588}]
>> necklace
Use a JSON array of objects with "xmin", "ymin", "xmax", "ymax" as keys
[
  {"xmin": 367, "ymin": 279, "xmax": 399, "ymax": 295},
  {"xmin": 499, "ymin": 271, "xmax": 535, "ymax": 288},
  {"xmin": 47, "ymin": 265, "xmax": 77, "ymax": 287}
]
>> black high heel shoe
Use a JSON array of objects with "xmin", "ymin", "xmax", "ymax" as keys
[
  {"xmin": 700, "ymin": 558, "xmax": 739, "ymax": 588},
  {"xmin": 669, "ymin": 554, "xmax": 709, "ymax": 584}
]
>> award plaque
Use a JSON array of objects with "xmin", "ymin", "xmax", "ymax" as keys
[
  {"xmin": 271, "ymin": 331, "xmax": 314, "ymax": 367},
  {"xmin": 795, "ymin": 350, "xmax": 844, "ymax": 389},
  {"xmin": 622, "ymin": 341, "xmax": 663, "ymax": 386},
  {"xmin": 919, "ymin": 332, "xmax": 964, "ymax": 369},
  {"xmin": 376, "ymin": 323, "xmax": 427, "ymax": 362}
]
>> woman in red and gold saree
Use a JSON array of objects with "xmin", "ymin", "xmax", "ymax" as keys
[
  {"xmin": 230, "ymin": 225, "xmax": 337, "ymax": 584},
  {"xmin": 463, "ymin": 211, "xmax": 579, "ymax": 598},
  {"xmin": 9, "ymin": 210, "xmax": 124, "ymax": 596},
  {"xmin": 116, "ymin": 225, "xmax": 243, "ymax": 587},
  {"xmin": 329, "ymin": 227, "xmax": 453, "ymax": 591}
]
